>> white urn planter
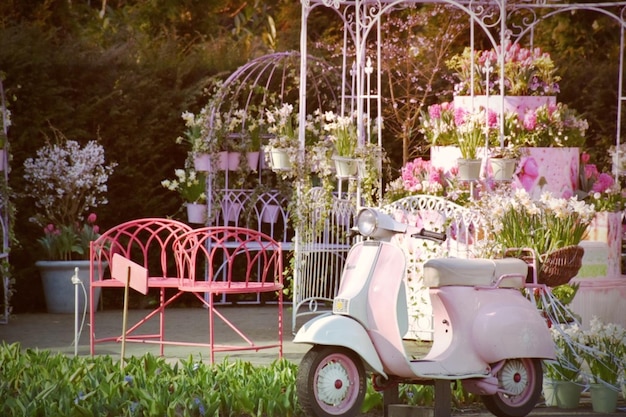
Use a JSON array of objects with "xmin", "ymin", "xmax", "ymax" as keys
[{"xmin": 37, "ymin": 260, "xmax": 102, "ymax": 314}]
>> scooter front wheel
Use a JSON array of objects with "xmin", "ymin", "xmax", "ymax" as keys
[
  {"xmin": 296, "ymin": 345, "xmax": 366, "ymax": 417},
  {"xmin": 481, "ymin": 358, "xmax": 543, "ymax": 417}
]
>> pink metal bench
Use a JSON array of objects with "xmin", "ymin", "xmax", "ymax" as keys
[
  {"xmin": 89, "ymin": 218, "xmax": 193, "ymax": 355},
  {"xmin": 173, "ymin": 226, "xmax": 284, "ymax": 363}
]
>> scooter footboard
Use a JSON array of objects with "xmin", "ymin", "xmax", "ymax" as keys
[{"xmin": 294, "ymin": 314, "xmax": 386, "ymax": 377}]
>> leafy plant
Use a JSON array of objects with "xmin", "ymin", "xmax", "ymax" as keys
[
  {"xmin": 474, "ymin": 186, "xmax": 596, "ymax": 258},
  {"xmin": 161, "ymin": 168, "xmax": 207, "ymax": 204}
]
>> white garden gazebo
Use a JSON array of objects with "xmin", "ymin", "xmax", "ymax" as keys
[{"xmin": 294, "ymin": 0, "xmax": 626, "ymax": 331}]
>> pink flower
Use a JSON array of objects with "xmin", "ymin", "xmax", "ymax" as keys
[
  {"xmin": 592, "ymin": 173, "xmax": 614, "ymax": 193},
  {"xmin": 428, "ymin": 104, "xmax": 442, "ymax": 119},
  {"xmin": 87, "ymin": 213, "xmax": 97, "ymax": 224},
  {"xmin": 92, "ymin": 225, "xmax": 100, "ymax": 234},
  {"xmin": 454, "ymin": 107, "xmax": 468, "ymax": 126},
  {"xmin": 581, "ymin": 152, "xmax": 591, "ymax": 164},
  {"xmin": 584, "ymin": 164, "xmax": 598, "ymax": 180},
  {"xmin": 486, "ymin": 109, "xmax": 498, "ymax": 128},
  {"xmin": 522, "ymin": 112, "xmax": 537, "ymax": 130},
  {"xmin": 44, "ymin": 224, "xmax": 56, "ymax": 234}
]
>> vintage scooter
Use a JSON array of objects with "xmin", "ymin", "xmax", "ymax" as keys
[{"xmin": 294, "ymin": 207, "xmax": 555, "ymax": 417}]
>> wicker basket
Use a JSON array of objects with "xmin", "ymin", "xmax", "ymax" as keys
[{"xmin": 524, "ymin": 245, "xmax": 585, "ymax": 287}]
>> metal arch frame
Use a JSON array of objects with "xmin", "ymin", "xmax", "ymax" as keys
[
  {"xmin": 299, "ymin": 0, "xmax": 626, "ymax": 179},
  {"xmin": 292, "ymin": 0, "xmax": 626, "ymax": 334}
]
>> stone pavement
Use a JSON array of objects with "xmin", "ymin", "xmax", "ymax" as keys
[{"xmin": 0, "ymin": 305, "xmax": 624, "ymax": 416}]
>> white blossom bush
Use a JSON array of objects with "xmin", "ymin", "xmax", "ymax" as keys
[{"xmin": 24, "ymin": 139, "xmax": 117, "ymax": 228}]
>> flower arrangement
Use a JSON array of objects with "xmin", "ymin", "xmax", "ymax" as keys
[
  {"xmin": 420, "ymin": 102, "xmax": 500, "ymax": 151},
  {"xmin": 37, "ymin": 213, "xmax": 100, "ymax": 261},
  {"xmin": 161, "ymin": 169, "xmax": 207, "ymax": 204},
  {"xmin": 419, "ymin": 102, "xmax": 457, "ymax": 146},
  {"xmin": 384, "ymin": 158, "xmax": 472, "ymax": 206},
  {"xmin": 177, "ymin": 109, "xmax": 213, "ymax": 154},
  {"xmin": 580, "ymin": 317, "xmax": 626, "ymax": 387},
  {"xmin": 577, "ymin": 152, "xmax": 625, "ymax": 212},
  {"xmin": 447, "ymin": 42, "xmax": 560, "ymax": 96},
  {"xmin": 323, "ymin": 111, "xmax": 357, "ymax": 157},
  {"xmin": 509, "ymin": 102, "xmax": 588, "ymax": 148},
  {"xmin": 545, "ymin": 323, "xmax": 585, "ymax": 382},
  {"xmin": 265, "ymin": 103, "xmax": 299, "ymax": 149},
  {"xmin": 454, "ymin": 106, "xmax": 498, "ymax": 159},
  {"xmin": 23, "ymin": 138, "xmax": 116, "ymax": 261},
  {"xmin": 476, "ymin": 187, "xmax": 595, "ymax": 257}
]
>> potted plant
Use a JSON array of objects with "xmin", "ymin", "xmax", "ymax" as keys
[
  {"xmin": 543, "ymin": 324, "xmax": 585, "ymax": 409},
  {"xmin": 322, "ymin": 111, "xmax": 358, "ymax": 178},
  {"xmin": 161, "ymin": 168, "xmax": 207, "ymax": 224},
  {"xmin": 475, "ymin": 186, "xmax": 595, "ymax": 286},
  {"xmin": 23, "ymin": 137, "xmax": 116, "ymax": 313},
  {"xmin": 177, "ymin": 109, "xmax": 219, "ymax": 172},
  {"xmin": 454, "ymin": 106, "xmax": 497, "ymax": 180},
  {"xmin": 447, "ymin": 41, "xmax": 561, "ymax": 98},
  {"xmin": 580, "ymin": 317, "xmax": 626, "ymax": 413},
  {"xmin": 264, "ymin": 103, "xmax": 301, "ymax": 174}
]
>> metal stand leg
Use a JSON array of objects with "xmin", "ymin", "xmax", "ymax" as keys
[
  {"xmin": 382, "ymin": 384, "xmax": 399, "ymax": 417},
  {"xmin": 433, "ymin": 380, "xmax": 451, "ymax": 417}
]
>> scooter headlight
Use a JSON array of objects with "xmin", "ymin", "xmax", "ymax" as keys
[{"xmin": 356, "ymin": 208, "xmax": 378, "ymax": 237}]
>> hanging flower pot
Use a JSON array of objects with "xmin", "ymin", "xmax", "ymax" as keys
[
  {"xmin": 246, "ymin": 151, "xmax": 260, "ymax": 171},
  {"xmin": 490, "ymin": 158, "xmax": 517, "ymax": 181},
  {"xmin": 261, "ymin": 204, "xmax": 281, "ymax": 224},
  {"xmin": 227, "ymin": 152, "xmax": 241, "ymax": 171},
  {"xmin": 457, "ymin": 158, "xmax": 481, "ymax": 181},
  {"xmin": 333, "ymin": 156, "xmax": 358, "ymax": 178},
  {"xmin": 186, "ymin": 202, "xmax": 207, "ymax": 224},
  {"xmin": 266, "ymin": 146, "xmax": 292, "ymax": 171},
  {"xmin": 193, "ymin": 153, "xmax": 211, "ymax": 172}
]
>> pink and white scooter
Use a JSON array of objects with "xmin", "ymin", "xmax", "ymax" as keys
[{"xmin": 294, "ymin": 207, "xmax": 555, "ymax": 417}]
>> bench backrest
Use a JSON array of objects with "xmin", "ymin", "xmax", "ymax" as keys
[{"xmin": 90, "ymin": 218, "xmax": 193, "ymax": 280}]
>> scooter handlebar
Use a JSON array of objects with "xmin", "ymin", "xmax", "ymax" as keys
[{"xmin": 413, "ymin": 228, "xmax": 447, "ymax": 243}]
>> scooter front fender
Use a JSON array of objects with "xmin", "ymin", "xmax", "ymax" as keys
[{"xmin": 294, "ymin": 313, "xmax": 387, "ymax": 378}]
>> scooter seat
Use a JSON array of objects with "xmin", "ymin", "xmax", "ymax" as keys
[{"xmin": 423, "ymin": 258, "xmax": 527, "ymax": 288}]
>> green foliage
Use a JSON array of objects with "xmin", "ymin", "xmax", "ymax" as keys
[
  {"xmin": 0, "ymin": 344, "xmax": 302, "ymax": 417},
  {"xmin": 0, "ymin": 1, "xmax": 302, "ymax": 311}
]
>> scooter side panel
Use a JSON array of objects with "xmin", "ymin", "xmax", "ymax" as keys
[
  {"xmin": 293, "ymin": 313, "xmax": 387, "ymax": 377},
  {"xmin": 366, "ymin": 242, "xmax": 416, "ymax": 378},
  {"xmin": 471, "ymin": 289, "xmax": 556, "ymax": 362}
]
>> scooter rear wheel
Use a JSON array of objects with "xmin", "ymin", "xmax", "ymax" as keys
[
  {"xmin": 481, "ymin": 358, "xmax": 543, "ymax": 417},
  {"xmin": 296, "ymin": 345, "xmax": 366, "ymax": 417}
]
